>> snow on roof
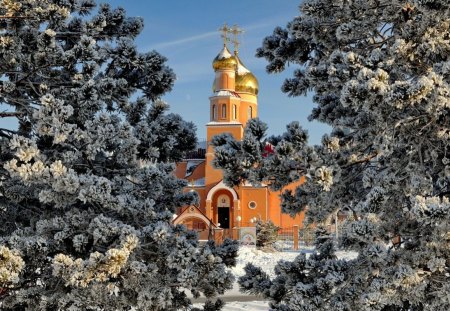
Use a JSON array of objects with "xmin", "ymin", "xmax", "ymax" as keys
[
  {"xmin": 193, "ymin": 177, "xmax": 205, "ymax": 187},
  {"xmin": 237, "ymin": 61, "xmax": 250, "ymax": 75},
  {"xmin": 211, "ymin": 90, "xmax": 241, "ymax": 98},
  {"xmin": 217, "ymin": 46, "xmax": 232, "ymax": 59},
  {"xmin": 185, "ymin": 160, "xmax": 203, "ymax": 178},
  {"xmin": 186, "ymin": 177, "xmax": 205, "ymax": 187}
]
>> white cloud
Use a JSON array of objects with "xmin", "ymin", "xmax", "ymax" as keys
[
  {"xmin": 150, "ymin": 18, "xmax": 282, "ymax": 51},
  {"xmin": 151, "ymin": 31, "xmax": 217, "ymax": 50}
]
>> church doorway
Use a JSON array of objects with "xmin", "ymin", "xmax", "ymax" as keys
[
  {"xmin": 217, "ymin": 194, "xmax": 231, "ymax": 229},
  {"xmin": 218, "ymin": 207, "xmax": 230, "ymax": 229}
]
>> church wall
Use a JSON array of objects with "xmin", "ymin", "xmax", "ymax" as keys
[
  {"xmin": 268, "ymin": 178, "xmax": 306, "ymax": 228},
  {"xmin": 174, "ymin": 162, "xmax": 187, "ymax": 180},
  {"xmin": 206, "ymin": 125, "xmax": 243, "ymax": 186},
  {"xmin": 238, "ymin": 187, "xmax": 268, "ymax": 227},
  {"xmin": 214, "ymin": 69, "xmax": 235, "ymax": 91},
  {"xmin": 210, "ymin": 97, "xmax": 241, "ymax": 122},
  {"xmin": 238, "ymin": 99, "xmax": 257, "ymax": 126},
  {"xmin": 206, "ymin": 125, "xmax": 243, "ymax": 152},
  {"xmin": 180, "ymin": 188, "xmax": 207, "ymax": 214}
]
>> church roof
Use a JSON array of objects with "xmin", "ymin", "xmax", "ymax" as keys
[{"xmin": 212, "ymin": 46, "xmax": 237, "ymax": 71}]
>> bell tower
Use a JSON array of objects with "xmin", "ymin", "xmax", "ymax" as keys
[
  {"xmin": 230, "ymin": 25, "xmax": 259, "ymax": 127},
  {"xmin": 205, "ymin": 24, "xmax": 259, "ymax": 184}
]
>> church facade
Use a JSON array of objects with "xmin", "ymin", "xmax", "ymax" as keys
[{"xmin": 173, "ymin": 30, "xmax": 305, "ymax": 239}]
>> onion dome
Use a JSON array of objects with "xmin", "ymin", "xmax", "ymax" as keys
[
  {"xmin": 212, "ymin": 46, "xmax": 237, "ymax": 71},
  {"xmin": 235, "ymin": 56, "xmax": 259, "ymax": 95}
]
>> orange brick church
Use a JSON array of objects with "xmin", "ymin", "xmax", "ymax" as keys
[{"xmin": 173, "ymin": 25, "xmax": 305, "ymax": 239}]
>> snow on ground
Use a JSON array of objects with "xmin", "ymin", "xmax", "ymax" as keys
[
  {"xmin": 230, "ymin": 246, "xmax": 311, "ymax": 278},
  {"xmin": 194, "ymin": 246, "xmax": 358, "ymax": 310},
  {"xmin": 218, "ymin": 301, "xmax": 268, "ymax": 311},
  {"xmin": 231, "ymin": 245, "xmax": 358, "ymax": 278}
]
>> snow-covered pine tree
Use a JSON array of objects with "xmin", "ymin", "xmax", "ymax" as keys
[
  {"xmin": 213, "ymin": 1, "xmax": 450, "ymax": 310},
  {"xmin": 255, "ymin": 220, "xmax": 279, "ymax": 252},
  {"xmin": 0, "ymin": 1, "xmax": 237, "ymax": 310}
]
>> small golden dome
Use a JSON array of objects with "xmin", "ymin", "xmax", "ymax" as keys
[
  {"xmin": 235, "ymin": 57, "xmax": 259, "ymax": 95},
  {"xmin": 212, "ymin": 46, "xmax": 237, "ymax": 71}
]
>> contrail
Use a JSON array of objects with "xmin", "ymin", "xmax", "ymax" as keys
[
  {"xmin": 151, "ymin": 31, "xmax": 217, "ymax": 50},
  {"xmin": 150, "ymin": 19, "xmax": 281, "ymax": 51}
]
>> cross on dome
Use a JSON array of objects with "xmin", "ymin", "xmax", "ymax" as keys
[
  {"xmin": 230, "ymin": 24, "xmax": 244, "ymax": 55},
  {"xmin": 218, "ymin": 23, "xmax": 231, "ymax": 47},
  {"xmin": 218, "ymin": 23, "xmax": 244, "ymax": 54}
]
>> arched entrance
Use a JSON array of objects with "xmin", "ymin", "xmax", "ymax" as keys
[
  {"xmin": 211, "ymin": 190, "xmax": 234, "ymax": 230},
  {"xmin": 206, "ymin": 180, "xmax": 239, "ymax": 233},
  {"xmin": 217, "ymin": 194, "xmax": 231, "ymax": 229}
]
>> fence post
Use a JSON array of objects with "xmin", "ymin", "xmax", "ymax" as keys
[
  {"xmin": 232, "ymin": 227, "xmax": 240, "ymax": 241},
  {"xmin": 293, "ymin": 225, "xmax": 299, "ymax": 250},
  {"xmin": 213, "ymin": 228, "xmax": 224, "ymax": 245}
]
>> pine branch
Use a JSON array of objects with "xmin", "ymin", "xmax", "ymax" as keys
[
  {"xmin": 343, "ymin": 153, "xmax": 378, "ymax": 168},
  {"xmin": 0, "ymin": 111, "xmax": 22, "ymax": 118},
  {"xmin": 0, "ymin": 15, "xmax": 33, "ymax": 19}
]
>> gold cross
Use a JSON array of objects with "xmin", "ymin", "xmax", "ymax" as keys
[
  {"xmin": 230, "ymin": 24, "xmax": 244, "ymax": 54},
  {"xmin": 219, "ymin": 23, "xmax": 231, "ymax": 47}
]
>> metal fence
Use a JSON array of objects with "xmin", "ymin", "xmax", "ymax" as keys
[
  {"xmin": 213, "ymin": 226, "xmax": 318, "ymax": 251},
  {"xmin": 275, "ymin": 226, "xmax": 316, "ymax": 251},
  {"xmin": 276, "ymin": 227, "xmax": 296, "ymax": 251},
  {"xmin": 298, "ymin": 227, "xmax": 315, "ymax": 246}
]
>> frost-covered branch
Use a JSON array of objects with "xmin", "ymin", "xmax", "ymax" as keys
[
  {"xmin": 0, "ymin": 1, "xmax": 236, "ymax": 310},
  {"xmin": 214, "ymin": 1, "xmax": 450, "ymax": 310}
]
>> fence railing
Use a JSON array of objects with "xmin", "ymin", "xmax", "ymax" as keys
[
  {"xmin": 212, "ymin": 226, "xmax": 319, "ymax": 251},
  {"xmin": 276, "ymin": 227, "xmax": 296, "ymax": 251}
]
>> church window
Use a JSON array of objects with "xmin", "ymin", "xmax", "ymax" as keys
[
  {"xmin": 248, "ymin": 201, "xmax": 257, "ymax": 209},
  {"xmin": 233, "ymin": 104, "xmax": 237, "ymax": 119},
  {"xmin": 212, "ymin": 104, "xmax": 217, "ymax": 120},
  {"xmin": 222, "ymin": 104, "xmax": 227, "ymax": 118},
  {"xmin": 248, "ymin": 106, "xmax": 253, "ymax": 119},
  {"xmin": 223, "ymin": 74, "xmax": 229, "ymax": 89}
]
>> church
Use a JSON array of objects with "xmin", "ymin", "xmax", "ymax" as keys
[{"xmin": 173, "ymin": 25, "xmax": 305, "ymax": 240}]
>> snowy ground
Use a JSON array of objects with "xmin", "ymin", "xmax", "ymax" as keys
[
  {"xmin": 231, "ymin": 246, "xmax": 307, "ymax": 278},
  {"xmin": 194, "ymin": 246, "xmax": 358, "ymax": 310}
]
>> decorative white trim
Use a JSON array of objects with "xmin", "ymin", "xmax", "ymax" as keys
[
  {"xmin": 206, "ymin": 180, "xmax": 238, "ymax": 201},
  {"xmin": 209, "ymin": 90, "xmax": 241, "ymax": 98},
  {"xmin": 173, "ymin": 212, "xmax": 211, "ymax": 227},
  {"xmin": 206, "ymin": 121, "xmax": 242, "ymax": 126}
]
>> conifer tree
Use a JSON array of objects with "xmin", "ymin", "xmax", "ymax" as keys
[
  {"xmin": 255, "ymin": 220, "xmax": 280, "ymax": 252},
  {"xmin": 213, "ymin": 1, "xmax": 450, "ymax": 310},
  {"xmin": 0, "ymin": 1, "xmax": 237, "ymax": 310}
]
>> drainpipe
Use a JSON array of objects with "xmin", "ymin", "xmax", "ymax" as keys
[{"xmin": 265, "ymin": 186, "xmax": 268, "ymax": 222}]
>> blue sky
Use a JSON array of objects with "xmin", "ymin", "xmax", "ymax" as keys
[
  {"xmin": 1, "ymin": 0, "xmax": 331, "ymax": 145},
  {"xmin": 107, "ymin": 0, "xmax": 330, "ymax": 144}
]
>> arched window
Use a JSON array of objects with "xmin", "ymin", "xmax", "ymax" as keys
[
  {"xmin": 222, "ymin": 104, "xmax": 227, "ymax": 118},
  {"xmin": 223, "ymin": 74, "xmax": 229, "ymax": 89},
  {"xmin": 233, "ymin": 104, "xmax": 237, "ymax": 119},
  {"xmin": 212, "ymin": 104, "xmax": 217, "ymax": 120},
  {"xmin": 248, "ymin": 106, "xmax": 253, "ymax": 119}
]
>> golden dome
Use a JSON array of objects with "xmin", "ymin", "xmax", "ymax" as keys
[
  {"xmin": 235, "ymin": 57, "xmax": 259, "ymax": 95},
  {"xmin": 212, "ymin": 46, "xmax": 237, "ymax": 71}
]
